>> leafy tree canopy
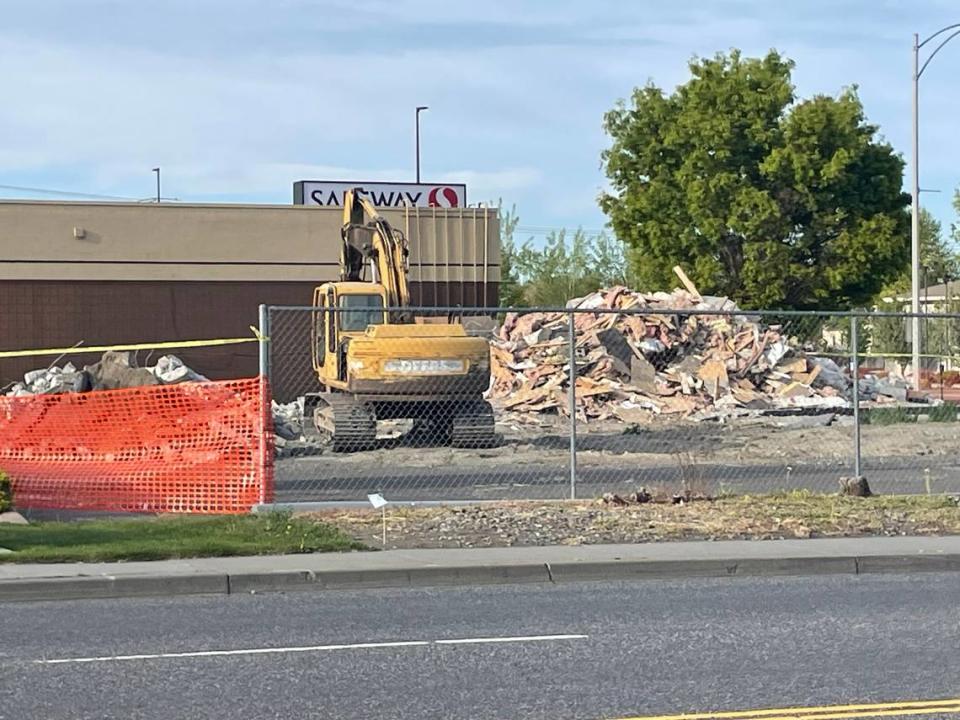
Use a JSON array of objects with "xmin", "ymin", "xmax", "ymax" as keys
[
  {"xmin": 601, "ymin": 49, "xmax": 910, "ymax": 310},
  {"xmin": 879, "ymin": 208, "xmax": 959, "ymax": 296}
]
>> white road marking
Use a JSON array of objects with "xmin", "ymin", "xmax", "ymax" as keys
[
  {"xmin": 434, "ymin": 634, "xmax": 588, "ymax": 645},
  {"xmin": 35, "ymin": 633, "xmax": 588, "ymax": 665},
  {"xmin": 35, "ymin": 641, "xmax": 431, "ymax": 664}
]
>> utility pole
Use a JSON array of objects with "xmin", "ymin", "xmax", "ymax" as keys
[
  {"xmin": 911, "ymin": 23, "xmax": 960, "ymax": 389},
  {"xmin": 911, "ymin": 33, "xmax": 921, "ymax": 389},
  {"xmin": 152, "ymin": 167, "xmax": 161, "ymax": 203},
  {"xmin": 415, "ymin": 106, "xmax": 428, "ymax": 183}
]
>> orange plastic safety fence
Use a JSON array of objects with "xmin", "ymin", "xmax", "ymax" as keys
[{"xmin": 0, "ymin": 377, "xmax": 274, "ymax": 514}]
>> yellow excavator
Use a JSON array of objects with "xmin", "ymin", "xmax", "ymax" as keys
[{"xmin": 306, "ymin": 188, "xmax": 496, "ymax": 451}]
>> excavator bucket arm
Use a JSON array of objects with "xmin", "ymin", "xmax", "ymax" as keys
[{"xmin": 339, "ymin": 188, "xmax": 411, "ymax": 311}]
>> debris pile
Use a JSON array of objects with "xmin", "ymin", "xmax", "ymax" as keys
[
  {"xmin": 5, "ymin": 351, "xmax": 208, "ymax": 397},
  {"xmin": 488, "ymin": 285, "xmax": 850, "ymax": 423},
  {"xmin": 273, "ymin": 399, "xmax": 304, "ymax": 442}
]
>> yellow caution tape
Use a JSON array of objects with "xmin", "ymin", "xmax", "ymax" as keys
[{"xmin": 0, "ymin": 327, "xmax": 268, "ymax": 360}]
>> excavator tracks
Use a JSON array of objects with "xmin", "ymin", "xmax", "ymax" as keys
[
  {"xmin": 305, "ymin": 396, "xmax": 497, "ymax": 452},
  {"xmin": 308, "ymin": 395, "xmax": 377, "ymax": 452},
  {"xmin": 448, "ymin": 400, "xmax": 498, "ymax": 449}
]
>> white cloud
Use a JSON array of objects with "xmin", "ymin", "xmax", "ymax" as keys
[
  {"xmin": 436, "ymin": 168, "xmax": 542, "ymax": 197},
  {"xmin": 1, "ymin": 0, "xmax": 959, "ymax": 231}
]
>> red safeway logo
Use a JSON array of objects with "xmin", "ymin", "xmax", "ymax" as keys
[{"xmin": 428, "ymin": 186, "xmax": 460, "ymax": 208}]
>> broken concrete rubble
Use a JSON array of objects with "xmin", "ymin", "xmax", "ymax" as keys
[
  {"xmin": 7, "ymin": 363, "xmax": 89, "ymax": 396},
  {"xmin": 154, "ymin": 355, "xmax": 208, "ymax": 385},
  {"xmin": 85, "ymin": 351, "xmax": 160, "ymax": 391},
  {"xmin": 273, "ymin": 399, "xmax": 304, "ymax": 441},
  {"xmin": 809, "ymin": 357, "xmax": 849, "ymax": 392},
  {"xmin": 488, "ymin": 285, "xmax": 854, "ymax": 423},
  {"xmin": 5, "ymin": 352, "xmax": 209, "ymax": 397},
  {"xmin": 875, "ymin": 377, "xmax": 909, "ymax": 402}
]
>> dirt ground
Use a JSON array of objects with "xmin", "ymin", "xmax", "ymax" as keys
[
  {"xmin": 282, "ymin": 412, "xmax": 960, "ymax": 471},
  {"xmin": 309, "ymin": 493, "xmax": 960, "ymax": 550}
]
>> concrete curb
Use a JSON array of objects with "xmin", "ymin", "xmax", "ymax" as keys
[
  {"xmin": 4, "ymin": 553, "xmax": 960, "ymax": 602},
  {"xmin": 0, "ymin": 574, "xmax": 229, "ymax": 603}
]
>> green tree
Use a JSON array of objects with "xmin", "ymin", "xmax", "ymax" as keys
[
  {"xmin": 881, "ymin": 209, "xmax": 959, "ymax": 294},
  {"xmin": 497, "ymin": 208, "xmax": 634, "ymax": 307},
  {"xmin": 498, "ymin": 205, "xmax": 525, "ymax": 308},
  {"xmin": 924, "ymin": 302, "xmax": 960, "ymax": 364},
  {"xmin": 918, "ymin": 210, "xmax": 960, "ymax": 284},
  {"xmin": 870, "ymin": 207, "xmax": 959, "ymax": 356},
  {"xmin": 867, "ymin": 315, "xmax": 909, "ymax": 358},
  {"xmin": 511, "ymin": 229, "xmax": 605, "ymax": 307},
  {"xmin": 950, "ymin": 188, "xmax": 960, "ymax": 266},
  {"xmin": 601, "ymin": 50, "xmax": 910, "ymax": 311}
]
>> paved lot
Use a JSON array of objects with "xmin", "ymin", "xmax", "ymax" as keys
[
  {"xmin": 276, "ymin": 452, "xmax": 960, "ymax": 502},
  {"xmin": 4, "ymin": 572, "xmax": 960, "ymax": 719},
  {"xmin": 274, "ymin": 417, "xmax": 960, "ymax": 502}
]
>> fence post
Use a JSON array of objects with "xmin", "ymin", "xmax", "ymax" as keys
[
  {"xmin": 258, "ymin": 304, "xmax": 270, "ymax": 379},
  {"xmin": 850, "ymin": 315, "xmax": 862, "ymax": 478},
  {"xmin": 568, "ymin": 310, "xmax": 577, "ymax": 500},
  {"xmin": 257, "ymin": 304, "xmax": 272, "ymax": 507}
]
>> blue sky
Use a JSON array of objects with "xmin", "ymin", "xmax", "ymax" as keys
[{"xmin": 2, "ymin": 0, "xmax": 959, "ymax": 243}]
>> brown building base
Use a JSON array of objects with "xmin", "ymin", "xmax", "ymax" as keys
[{"xmin": 0, "ymin": 280, "xmax": 498, "ymax": 401}]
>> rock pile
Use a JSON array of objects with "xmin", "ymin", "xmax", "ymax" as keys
[
  {"xmin": 488, "ymin": 286, "xmax": 850, "ymax": 422},
  {"xmin": 5, "ymin": 351, "xmax": 208, "ymax": 396},
  {"xmin": 273, "ymin": 399, "xmax": 304, "ymax": 441}
]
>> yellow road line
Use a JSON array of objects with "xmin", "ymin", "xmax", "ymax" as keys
[
  {"xmin": 754, "ymin": 706, "xmax": 960, "ymax": 720},
  {"xmin": 616, "ymin": 698, "xmax": 960, "ymax": 720}
]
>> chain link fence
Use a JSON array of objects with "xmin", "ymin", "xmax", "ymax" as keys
[{"xmin": 263, "ymin": 303, "xmax": 960, "ymax": 504}]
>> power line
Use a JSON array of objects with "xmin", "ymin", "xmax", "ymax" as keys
[
  {"xmin": 514, "ymin": 225, "xmax": 609, "ymax": 238},
  {"xmin": 516, "ymin": 225, "xmax": 606, "ymax": 233},
  {"xmin": 0, "ymin": 184, "xmax": 139, "ymax": 201}
]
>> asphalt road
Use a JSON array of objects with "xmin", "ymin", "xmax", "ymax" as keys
[
  {"xmin": 275, "ymin": 452, "xmax": 960, "ymax": 501},
  {"xmin": 4, "ymin": 573, "xmax": 960, "ymax": 719}
]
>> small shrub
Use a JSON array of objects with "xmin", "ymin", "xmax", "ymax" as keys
[
  {"xmin": 0, "ymin": 472, "xmax": 10, "ymax": 513},
  {"xmin": 927, "ymin": 404, "xmax": 959, "ymax": 422},
  {"xmin": 863, "ymin": 404, "xmax": 959, "ymax": 425},
  {"xmin": 862, "ymin": 407, "xmax": 915, "ymax": 425}
]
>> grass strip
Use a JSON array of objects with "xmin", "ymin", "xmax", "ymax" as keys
[{"xmin": 0, "ymin": 511, "xmax": 367, "ymax": 563}]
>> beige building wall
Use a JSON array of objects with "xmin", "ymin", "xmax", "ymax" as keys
[
  {"xmin": 0, "ymin": 200, "xmax": 501, "ymax": 286},
  {"xmin": 0, "ymin": 200, "xmax": 501, "ymax": 391}
]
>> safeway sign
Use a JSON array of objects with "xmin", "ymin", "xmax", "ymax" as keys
[{"xmin": 293, "ymin": 181, "xmax": 466, "ymax": 208}]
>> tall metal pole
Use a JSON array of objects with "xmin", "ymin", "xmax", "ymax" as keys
[
  {"xmin": 948, "ymin": 278, "xmax": 952, "ymax": 365},
  {"xmin": 911, "ymin": 24, "xmax": 960, "ymax": 385},
  {"xmin": 257, "ymin": 303, "xmax": 271, "ymax": 507},
  {"xmin": 911, "ymin": 33, "xmax": 921, "ymax": 390},
  {"xmin": 258, "ymin": 304, "xmax": 270, "ymax": 379},
  {"xmin": 152, "ymin": 167, "xmax": 161, "ymax": 203},
  {"xmin": 415, "ymin": 106, "xmax": 428, "ymax": 183},
  {"xmin": 568, "ymin": 311, "xmax": 578, "ymax": 500},
  {"xmin": 851, "ymin": 316, "xmax": 862, "ymax": 479}
]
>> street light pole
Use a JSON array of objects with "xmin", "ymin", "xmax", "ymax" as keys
[
  {"xmin": 911, "ymin": 33, "xmax": 921, "ymax": 389},
  {"xmin": 152, "ymin": 167, "xmax": 161, "ymax": 203},
  {"xmin": 415, "ymin": 106, "xmax": 428, "ymax": 183},
  {"xmin": 911, "ymin": 23, "xmax": 960, "ymax": 390}
]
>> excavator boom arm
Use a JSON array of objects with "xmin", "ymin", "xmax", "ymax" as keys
[{"xmin": 340, "ymin": 189, "xmax": 410, "ymax": 309}]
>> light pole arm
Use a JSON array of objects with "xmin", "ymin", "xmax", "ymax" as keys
[
  {"xmin": 919, "ymin": 27, "xmax": 960, "ymax": 77},
  {"xmin": 918, "ymin": 23, "xmax": 960, "ymax": 48}
]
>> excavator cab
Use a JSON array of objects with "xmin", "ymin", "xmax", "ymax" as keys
[{"xmin": 312, "ymin": 282, "xmax": 388, "ymax": 381}]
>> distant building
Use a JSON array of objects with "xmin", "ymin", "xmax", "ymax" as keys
[
  {"xmin": 0, "ymin": 200, "xmax": 500, "ymax": 395},
  {"xmin": 891, "ymin": 280, "xmax": 960, "ymax": 311}
]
